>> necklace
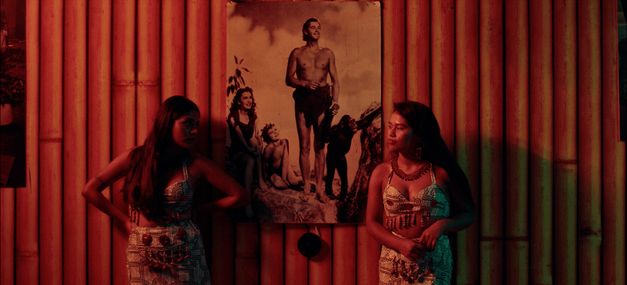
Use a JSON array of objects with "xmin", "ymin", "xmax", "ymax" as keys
[{"xmin": 391, "ymin": 156, "xmax": 431, "ymax": 181}]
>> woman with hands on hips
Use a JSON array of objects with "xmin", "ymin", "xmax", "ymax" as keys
[
  {"xmin": 83, "ymin": 96, "xmax": 247, "ymax": 284},
  {"xmin": 366, "ymin": 101, "xmax": 475, "ymax": 285}
]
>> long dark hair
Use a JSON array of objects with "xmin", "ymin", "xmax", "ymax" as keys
[
  {"xmin": 229, "ymin": 87, "xmax": 257, "ymax": 122},
  {"xmin": 124, "ymin": 96, "xmax": 200, "ymax": 220},
  {"xmin": 393, "ymin": 101, "xmax": 471, "ymax": 198}
]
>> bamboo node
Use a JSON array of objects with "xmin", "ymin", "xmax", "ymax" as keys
[
  {"xmin": 503, "ymin": 236, "xmax": 529, "ymax": 241},
  {"xmin": 555, "ymin": 159, "xmax": 577, "ymax": 165},
  {"xmin": 16, "ymin": 250, "xmax": 39, "ymax": 258},
  {"xmin": 136, "ymin": 80, "xmax": 160, "ymax": 87},
  {"xmin": 39, "ymin": 137, "xmax": 63, "ymax": 142},
  {"xmin": 112, "ymin": 80, "xmax": 137, "ymax": 87},
  {"xmin": 578, "ymin": 227, "xmax": 601, "ymax": 237}
]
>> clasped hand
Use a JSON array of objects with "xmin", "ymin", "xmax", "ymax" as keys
[
  {"xmin": 398, "ymin": 221, "xmax": 446, "ymax": 259},
  {"xmin": 305, "ymin": 81, "xmax": 320, "ymax": 90}
]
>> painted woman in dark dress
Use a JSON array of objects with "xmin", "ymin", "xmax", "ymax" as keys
[{"xmin": 227, "ymin": 87, "xmax": 266, "ymax": 217}]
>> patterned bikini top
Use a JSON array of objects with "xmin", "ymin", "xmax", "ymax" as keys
[
  {"xmin": 382, "ymin": 163, "xmax": 450, "ymax": 231},
  {"xmin": 161, "ymin": 161, "xmax": 194, "ymax": 223}
]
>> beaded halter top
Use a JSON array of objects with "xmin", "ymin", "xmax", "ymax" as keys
[
  {"xmin": 382, "ymin": 164, "xmax": 450, "ymax": 232},
  {"xmin": 161, "ymin": 161, "xmax": 194, "ymax": 222},
  {"xmin": 130, "ymin": 161, "xmax": 194, "ymax": 225}
]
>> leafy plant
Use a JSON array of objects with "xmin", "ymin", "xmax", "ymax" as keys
[
  {"xmin": 226, "ymin": 56, "xmax": 250, "ymax": 97},
  {"xmin": 0, "ymin": 51, "xmax": 24, "ymax": 106}
]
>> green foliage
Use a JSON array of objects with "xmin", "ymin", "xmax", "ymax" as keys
[
  {"xmin": 0, "ymin": 51, "xmax": 25, "ymax": 106},
  {"xmin": 226, "ymin": 56, "xmax": 250, "ymax": 97}
]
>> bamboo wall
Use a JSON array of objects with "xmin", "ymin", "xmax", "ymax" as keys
[{"xmin": 0, "ymin": 0, "xmax": 625, "ymax": 284}]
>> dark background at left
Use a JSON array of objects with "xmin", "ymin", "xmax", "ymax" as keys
[{"xmin": 0, "ymin": 0, "xmax": 26, "ymax": 187}]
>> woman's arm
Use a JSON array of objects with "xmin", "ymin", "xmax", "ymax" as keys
[
  {"xmin": 196, "ymin": 155, "xmax": 248, "ymax": 209},
  {"xmin": 437, "ymin": 166, "xmax": 476, "ymax": 232},
  {"xmin": 82, "ymin": 149, "xmax": 134, "ymax": 233},
  {"xmin": 365, "ymin": 163, "xmax": 424, "ymax": 260},
  {"xmin": 419, "ymin": 166, "xmax": 476, "ymax": 249},
  {"xmin": 251, "ymin": 121, "xmax": 263, "ymax": 152}
]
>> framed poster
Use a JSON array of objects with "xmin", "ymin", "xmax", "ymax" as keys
[
  {"xmin": 0, "ymin": 2, "xmax": 26, "ymax": 187},
  {"xmin": 226, "ymin": 1, "xmax": 382, "ymax": 223}
]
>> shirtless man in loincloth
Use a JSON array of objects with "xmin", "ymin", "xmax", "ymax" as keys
[{"xmin": 285, "ymin": 17, "xmax": 339, "ymax": 200}]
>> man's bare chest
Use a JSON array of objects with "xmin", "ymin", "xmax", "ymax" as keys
[{"xmin": 298, "ymin": 52, "xmax": 330, "ymax": 69}]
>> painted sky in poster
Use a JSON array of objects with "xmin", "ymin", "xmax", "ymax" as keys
[{"xmin": 227, "ymin": 2, "xmax": 382, "ymax": 184}]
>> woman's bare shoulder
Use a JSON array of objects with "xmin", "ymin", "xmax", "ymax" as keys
[
  {"xmin": 372, "ymin": 162, "xmax": 391, "ymax": 180},
  {"xmin": 432, "ymin": 165, "xmax": 451, "ymax": 185},
  {"xmin": 187, "ymin": 152, "xmax": 220, "ymax": 177},
  {"xmin": 110, "ymin": 146, "xmax": 139, "ymax": 166}
]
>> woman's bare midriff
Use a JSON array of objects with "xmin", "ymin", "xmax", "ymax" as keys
[{"xmin": 136, "ymin": 212, "xmax": 162, "ymax": 227}]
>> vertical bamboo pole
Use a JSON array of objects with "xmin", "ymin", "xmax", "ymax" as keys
[
  {"xmin": 112, "ymin": 0, "xmax": 136, "ymax": 283},
  {"xmin": 137, "ymin": 0, "xmax": 161, "ymax": 142},
  {"xmin": 530, "ymin": 0, "xmax": 554, "ymax": 284},
  {"xmin": 362, "ymin": 1, "xmax": 408, "ymax": 284},
  {"xmin": 16, "ymin": 0, "xmax": 39, "ymax": 283},
  {"xmin": 228, "ymin": 1, "xmax": 281, "ymax": 282},
  {"xmin": 406, "ymin": 0, "xmax": 430, "ymax": 104},
  {"xmin": 260, "ymin": 224, "xmax": 284, "ymax": 285},
  {"xmin": 210, "ymin": 1, "xmax": 234, "ymax": 285},
  {"xmin": 553, "ymin": 0, "xmax": 578, "ymax": 283},
  {"xmin": 235, "ymin": 223, "xmax": 259, "ymax": 285},
  {"xmin": 504, "ymin": 0, "xmax": 528, "ymax": 283},
  {"xmin": 578, "ymin": 0, "xmax": 602, "ymax": 283},
  {"xmin": 431, "ymin": 0, "xmax": 454, "ymax": 147},
  {"xmin": 87, "ymin": 1, "xmax": 112, "ymax": 284},
  {"xmin": 382, "ymin": 0, "xmax": 403, "ymax": 122},
  {"xmin": 357, "ymin": 225, "xmax": 379, "ymax": 285},
  {"xmin": 382, "ymin": 0, "xmax": 405, "ymax": 107},
  {"xmin": 208, "ymin": 0, "xmax": 223, "ymax": 169},
  {"xmin": 364, "ymin": 1, "xmax": 407, "ymax": 284},
  {"xmin": 479, "ymin": 0, "xmax": 504, "ymax": 283},
  {"xmin": 309, "ymin": 225, "xmax": 332, "ymax": 285},
  {"xmin": 39, "ymin": 0, "xmax": 63, "ymax": 283},
  {"xmin": 455, "ymin": 0, "xmax": 479, "ymax": 283},
  {"xmin": 333, "ymin": 225, "xmax": 356, "ymax": 285},
  {"xmin": 63, "ymin": 0, "xmax": 86, "ymax": 284},
  {"xmin": 0, "ymin": 189, "xmax": 14, "ymax": 285},
  {"xmin": 381, "ymin": 0, "xmax": 405, "ymax": 166},
  {"xmin": 186, "ymin": 0, "xmax": 210, "ymax": 152},
  {"xmin": 187, "ymin": 1, "xmax": 213, "ymax": 275},
  {"xmin": 601, "ymin": 0, "xmax": 626, "ymax": 284},
  {"xmin": 162, "ymin": 0, "xmax": 185, "ymax": 98},
  {"xmin": 285, "ymin": 225, "xmax": 308, "ymax": 285}
]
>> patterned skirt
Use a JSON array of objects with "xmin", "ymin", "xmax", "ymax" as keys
[
  {"xmin": 378, "ymin": 235, "xmax": 452, "ymax": 285},
  {"xmin": 127, "ymin": 220, "xmax": 210, "ymax": 285}
]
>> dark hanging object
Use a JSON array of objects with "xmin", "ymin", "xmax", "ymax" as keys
[{"xmin": 297, "ymin": 232, "xmax": 322, "ymax": 258}]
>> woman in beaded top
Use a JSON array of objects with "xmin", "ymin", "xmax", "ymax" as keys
[
  {"xmin": 366, "ymin": 101, "xmax": 475, "ymax": 285},
  {"xmin": 83, "ymin": 96, "xmax": 247, "ymax": 284}
]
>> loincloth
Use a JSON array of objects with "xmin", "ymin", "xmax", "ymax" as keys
[{"xmin": 293, "ymin": 86, "xmax": 332, "ymax": 127}]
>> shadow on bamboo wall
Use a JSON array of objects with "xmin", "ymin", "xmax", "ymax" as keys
[{"xmin": 0, "ymin": 0, "xmax": 624, "ymax": 285}]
